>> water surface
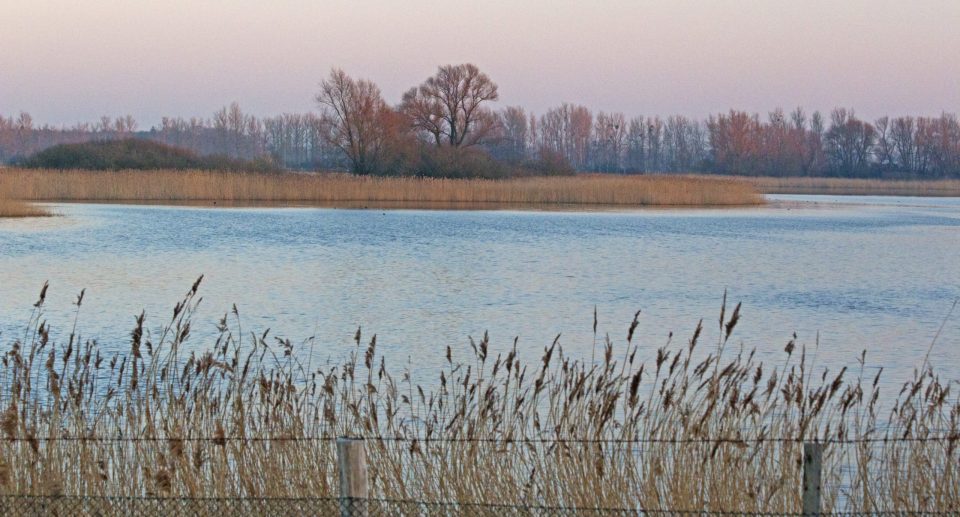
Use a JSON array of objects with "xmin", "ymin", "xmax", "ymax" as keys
[{"xmin": 1, "ymin": 196, "xmax": 958, "ymax": 392}]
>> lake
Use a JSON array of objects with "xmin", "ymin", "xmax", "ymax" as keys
[{"xmin": 1, "ymin": 195, "xmax": 959, "ymax": 394}]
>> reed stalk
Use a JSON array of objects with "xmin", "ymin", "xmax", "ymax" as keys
[{"xmin": 0, "ymin": 280, "xmax": 956, "ymax": 513}]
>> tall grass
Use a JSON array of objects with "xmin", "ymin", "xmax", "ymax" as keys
[
  {"xmin": 0, "ymin": 169, "xmax": 763, "ymax": 207},
  {"xmin": 749, "ymin": 176, "xmax": 960, "ymax": 197},
  {"xmin": 0, "ymin": 280, "xmax": 956, "ymax": 513}
]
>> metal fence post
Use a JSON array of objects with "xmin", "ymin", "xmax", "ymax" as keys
[
  {"xmin": 337, "ymin": 437, "xmax": 369, "ymax": 517},
  {"xmin": 802, "ymin": 442, "xmax": 823, "ymax": 516}
]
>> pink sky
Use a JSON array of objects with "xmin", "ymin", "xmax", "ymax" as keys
[{"xmin": 2, "ymin": 0, "xmax": 958, "ymax": 127}]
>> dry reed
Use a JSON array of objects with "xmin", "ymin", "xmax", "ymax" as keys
[
  {"xmin": 0, "ymin": 198, "xmax": 50, "ymax": 218},
  {"xmin": 0, "ymin": 279, "xmax": 956, "ymax": 514},
  {"xmin": 0, "ymin": 169, "xmax": 763, "ymax": 207},
  {"xmin": 748, "ymin": 176, "xmax": 960, "ymax": 197}
]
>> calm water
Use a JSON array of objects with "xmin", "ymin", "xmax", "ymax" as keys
[{"xmin": 1, "ymin": 196, "xmax": 959, "ymax": 392}]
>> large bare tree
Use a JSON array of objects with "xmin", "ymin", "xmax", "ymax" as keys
[
  {"xmin": 401, "ymin": 64, "xmax": 499, "ymax": 147},
  {"xmin": 316, "ymin": 68, "xmax": 397, "ymax": 174}
]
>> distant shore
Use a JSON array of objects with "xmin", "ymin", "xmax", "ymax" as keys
[{"xmin": 0, "ymin": 169, "xmax": 763, "ymax": 214}]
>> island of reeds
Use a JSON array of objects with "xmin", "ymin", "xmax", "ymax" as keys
[
  {"xmin": 0, "ymin": 279, "xmax": 956, "ymax": 514},
  {"xmin": 0, "ymin": 169, "xmax": 764, "ymax": 210}
]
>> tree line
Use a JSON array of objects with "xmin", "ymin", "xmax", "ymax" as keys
[{"xmin": 3, "ymin": 63, "xmax": 959, "ymax": 178}]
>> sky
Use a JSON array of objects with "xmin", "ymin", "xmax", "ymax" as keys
[{"xmin": 2, "ymin": 0, "xmax": 959, "ymax": 128}]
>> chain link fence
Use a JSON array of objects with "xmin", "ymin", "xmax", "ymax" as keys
[{"xmin": 1, "ymin": 496, "xmax": 957, "ymax": 516}]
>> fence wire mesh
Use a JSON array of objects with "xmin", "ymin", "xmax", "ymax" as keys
[
  {"xmin": 0, "ymin": 496, "xmax": 956, "ymax": 516},
  {"xmin": 0, "ymin": 496, "xmax": 336, "ymax": 516}
]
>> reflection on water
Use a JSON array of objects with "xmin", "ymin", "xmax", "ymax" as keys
[{"xmin": 1, "ymin": 196, "xmax": 958, "ymax": 394}]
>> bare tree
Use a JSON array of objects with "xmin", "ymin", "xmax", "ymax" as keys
[
  {"xmin": 539, "ymin": 104, "xmax": 592, "ymax": 170},
  {"xmin": 806, "ymin": 111, "xmax": 826, "ymax": 175},
  {"xmin": 114, "ymin": 115, "xmax": 138, "ymax": 134},
  {"xmin": 789, "ymin": 107, "xmax": 818, "ymax": 176},
  {"xmin": 930, "ymin": 114, "xmax": 960, "ymax": 177},
  {"xmin": 646, "ymin": 117, "xmax": 665, "ymax": 171},
  {"xmin": 891, "ymin": 116, "xmax": 917, "ymax": 172},
  {"xmin": 914, "ymin": 117, "xmax": 937, "ymax": 176},
  {"xmin": 317, "ymin": 68, "xmax": 402, "ymax": 174},
  {"xmin": 825, "ymin": 108, "xmax": 876, "ymax": 177},
  {"xmin": 593, "ymin": 112, "xmax": 626, "ymax": 172},
  {"xmin": 496, "ymin": 106, "xmax": 528, "ymax": 163},
  {"xmin": 401, "ymin": 63, "xmax": 499, "ymax": 147},
  {"xmin": 625, "ymin": 116, "xmax": 647, "ymax": 172},
  {"xmin": 707, "ymin": 111, "xmax": 761, "ymax": 175},
  {"xmin": 873, "ymin": 116, "xmax": 895, "ymax": 172},
  {"xmin": 94, "ymin": 115, "xmax": 113, "ymax": 141},
  {"xmin": 664, "ymin": 115, "xmax": 704, "ymax": 171},
  {"xmin": 227, "ymin": 102, "xmax": 246, "ymax": 156},
  {"xmin": 16, "ymin": 112, "xmax": 35, "ymax": 155}
]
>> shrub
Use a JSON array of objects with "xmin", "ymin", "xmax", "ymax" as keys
[
  {"xmin": 521, "ymin": 147, "xmax": 576, "ymax": 176},
  {"xmin": 413, "ymin": 145, "xmax": 510, "ymax": 179},
  {"xmin": 23, "ymin": 139, "xmax": 278, "ymax": 172}
]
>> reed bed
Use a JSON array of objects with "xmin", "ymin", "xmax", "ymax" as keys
[
  {"xmin": 0, "ymin": 198, "xmax": 50, "ymax": 218},
  {"xmin": 0, "ymin": 169, "xmax": 763, "ymax": 207},
  {"xmin": 0, "ymin": 280, "xmax": 956, "ymax": 514},
  {"xmin": 749, "ymin": 176, "xmax": 960, "ymax": 197}
]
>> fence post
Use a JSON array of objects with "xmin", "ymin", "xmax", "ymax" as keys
[
  {"xmin": 337, "ymin": 437, "xmax": 368, "ymax": 517},
  {"xmin": 802, "ymin": 442, "xmax": 823, "ymax": 516}
]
